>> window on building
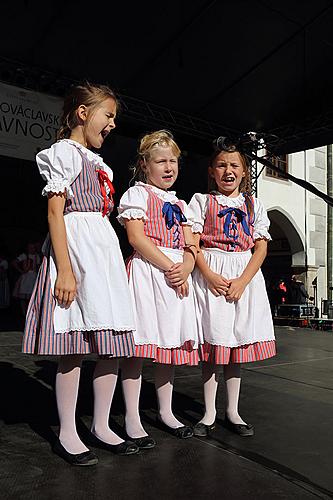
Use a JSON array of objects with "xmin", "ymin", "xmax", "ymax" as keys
[{"xmin": 266, "ymin": 154, "xmax": 288, "ymax": 179}]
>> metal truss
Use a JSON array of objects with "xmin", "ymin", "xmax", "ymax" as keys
[
  {"xmin": 0, "ymin": 56, "xmax": 237, "ymax": 143},
  {"xmin": 270, "ymin": 112, "xmax": 333, "ymax": 153},
  {"xmin": 118, "ymin": 94, "xmax": 238, "ymax": 141},
  {"xmin": 249, "ymin": 159, "xmax": 258, "ymax": 195}
]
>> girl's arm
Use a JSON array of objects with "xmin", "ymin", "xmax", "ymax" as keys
[
  {"xmin": 183, "ymin": 225, "xmax": 197, "ymax": 272},
  {"xmin": 125, "ymin": 219, "xmax": 174, "ymax": 271},
  {"xmin": 165, "ymin": 226, "xmax": 197, "ymax": 287},
  {"xmin": 226, "ymin": 238, "xmax": 267, "ymax": 301},
  {"xmin": 192, "ymin": 233, "xmax": 230, "ymax": 297},
  {"xmin": 48, "ymin": 193, "xmax": 76, "ymax": 307},
  {"xmin": 193, "ymin": 234, "xmax": 213, "ymax": 280}
]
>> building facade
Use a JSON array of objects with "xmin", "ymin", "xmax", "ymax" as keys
[{"xmin": 258, "ymin": 146, "xmax": 330, "ymax": 313}]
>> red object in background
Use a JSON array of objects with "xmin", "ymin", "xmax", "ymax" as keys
[{"xmin": 278, "ymin": 281, "xmax": 287, "ymax": 303}]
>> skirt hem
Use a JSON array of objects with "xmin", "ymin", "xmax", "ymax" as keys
[
  {"xmin": 199, "ymin": 340, "xmax": 276, "ymax": 364},
  {"xmin": 22, "ymin": 329, "xmax": 135, "ymax": 357},
  {"xmin": 133, "ymin": 341, "xmax": 199, "ymax": 365}
]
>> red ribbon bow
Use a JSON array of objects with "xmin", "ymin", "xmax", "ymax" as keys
[{"xmin": 96, "ymin": 169, "xmax": 115, "ymax": 217}]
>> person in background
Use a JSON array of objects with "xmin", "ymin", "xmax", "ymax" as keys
[
  {"xmin": 287, "ymin": 275, "xmax": 309, "ymax": 304},
  {"xmin": 12, "ymin": 242, "xmax": 41, "ymax": 316},
  {"xmin": 277, "ymin": 279, "xmax": 287, "ymax": 304}
]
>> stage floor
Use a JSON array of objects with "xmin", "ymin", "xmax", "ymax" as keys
[{"xmin": 0, "ymin": 326, "xmax": 332, "ymax": 500}]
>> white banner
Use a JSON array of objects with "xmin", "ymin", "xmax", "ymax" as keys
[{"xmin": 0, "ymin": 82, "xmax": 62, "ymax": 161}]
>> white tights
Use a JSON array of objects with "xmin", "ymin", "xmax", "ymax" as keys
[
  {"xmin": 121, "ymin": 359, "xmax": 184, "ymax": 437},
  {"xmin": 56, "ymin": 356, "xmax": 123, "ymax": 454},
  {"xmin": 199, "ymin": 362, "xmax": 246, "ymax": 426}
]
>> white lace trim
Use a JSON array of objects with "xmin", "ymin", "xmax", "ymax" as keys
[
  {"xmin": 55, "ymin": 325, "xmax": 135, "ymax": 334},
  {"xmin": 117, "ymin": 208, "xmax": 148, "ymax": 226},
  {"xmin": 134, "ymin": 339, "xmax": 198, "ymax": 349},
  {"xmin": 253, "ymin": 229, "xmax": 272, "ymax": 241},
  {"xmin": 62, "ymin": 139, "xmax": 112, "ymax": 176},
  {"xmin": 42, "ymin": 180, "xmax": 74, "ymax": 198},
  {"xmin": 135, "ymin": 181, "xmax": 178, "ymax": 202},
  {"xmin": 204, "ymin": 338, "xmax": 275, "ymax": 348},
  {"xmin": 192, "ymin": 222, "xmax": 204, "ymax": 233},
  {"xmin": 211, "ymin": 192, "xmax": 245, "ymax": 208}
]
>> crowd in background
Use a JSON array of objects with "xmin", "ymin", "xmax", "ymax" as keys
[
  {"xmin": 0, "ymin": 239, "xmax": 43, "ymax": 325},
  {"xmin": 267, "ymin": 275, "xmax": 313, "ymax": 316}
]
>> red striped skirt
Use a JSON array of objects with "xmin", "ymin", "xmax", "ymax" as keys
[
  {"xmin": 134, "ymin": 340, "xmax": 199, "ymax": 365},
  {"xmin": 22, "ymin": 255, "xmax": 135, "ymax": 357},
  {"xmin": 199, "ymin": 340, "xmax": 276, "ymax": 364}
]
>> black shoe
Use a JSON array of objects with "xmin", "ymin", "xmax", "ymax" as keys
[
  {"xmin": 52, "ymin": 439, "xmax": 99, "ymax": 466},
  {"xmin": 126, "ymin": 435, "xmax": 156, "ymax": 449},
  {"xmin": 224, "ymin": 415, "xmax": 254, "ymax": 436},
  {"xmin": 156, "ymin": 416, "xmax": 193, "ymax": 439},
  {"xmin": 193, "ymin": 421, "xmax": 216, "ymax": 437},
  {"xmin": 90, "ymin": 434, "xmax": 139, "ymax": 455}
]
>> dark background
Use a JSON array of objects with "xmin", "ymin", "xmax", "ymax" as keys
[{"xmin": 1, "ymin": 0, "xmax": 333, "ymax": 257}]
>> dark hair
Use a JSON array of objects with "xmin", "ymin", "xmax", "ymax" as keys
[
  {"xmin": 208, "ymin": 138, "xmax": 254, "ymax": 222},
  {"xmin": 57, "ymin": 82, "xmax": 118, "ymax": 140}
]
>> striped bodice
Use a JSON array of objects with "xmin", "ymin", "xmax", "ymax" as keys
[
  {"xmin": 64, "ymin": 147, "xmax": 113, "ymax": 215},
  {"xmin": 201, "ymin": 194, "xmax": 254, "ymax": 252},
  {"xmin": 143, "ymin": 188, "xmax": 186, "ymax": 249}
]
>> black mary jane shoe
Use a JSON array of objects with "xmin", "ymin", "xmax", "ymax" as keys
[
  {"xmin": 156, "ymin": 417, "xmax": 193, "ymax": 439},
  {"xmin": 193, "ymin": 421, "xmax": 216, "ymax": 437},
  {"xmin": 52, "ymin": 439, "xmax": 99, "ymax": 466},
  {"xmin": 223, "ymin": 415, "xmax": 254, "ymax": 437},
  {"xmin": 90, "ymin": 434, "xmax": 139, "ymax": 455},
  {"xmin": 126, "ymin": 435, "xmax": 156, "ymax": 450}
]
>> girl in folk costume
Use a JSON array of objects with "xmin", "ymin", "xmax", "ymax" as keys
[
  {"xmin": 22, "ymin": 83, "xmax": 138, "ymax": 465},
  {"xmin": 118, "ymin": 130, "xmax": 201, "ymax": 444},
  {"xmin": 189, "ymin": 138, "xmax": 276, "ymax": 438}
]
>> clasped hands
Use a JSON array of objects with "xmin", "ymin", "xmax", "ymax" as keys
[
  {"xmin": 165, "ymin": 262, "xmax": 192, "ymax": 298},
  {"xmin": 207, "ymin": 272, "xmax": 247, "ymax": 301}
]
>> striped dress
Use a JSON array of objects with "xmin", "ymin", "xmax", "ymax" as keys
[
  {"xmin": 117, "ymin": 182, "xmax": 202, "ymax": 365},
  {"xmin": 189, "ymin": 192, "xmax": 276, "ymax": 364},
  {"xmin": 22, "ymin": 139, "xmax": 135, "ymax": 357}
]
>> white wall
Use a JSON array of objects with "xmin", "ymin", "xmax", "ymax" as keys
[{"xmin": 257, "ymin": 147, "xmax": 328, "ymax": 306}]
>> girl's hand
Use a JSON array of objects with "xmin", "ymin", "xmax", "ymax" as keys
[
  {"xmin": 226, "ymin": 277, "xmax": 247, "ymax": 302},
  {"xmin": 207, "ymin": 272, "xmax": 230, "ymax": 297},
  {"xmin": 165, "ymin": 263, "xmax": 191, "ymax": 287},
  {"xmin": 54, "ymin": 270, "xmax": 76, "ymax": 308},
  {"xmin": 177, "ymin": 281, "xmax": 189, "ymax": 299}
]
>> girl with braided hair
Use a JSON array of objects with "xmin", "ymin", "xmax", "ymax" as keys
[{"xmin": 189, "ymin": 139, "xmax": 276, "ymax": 438}]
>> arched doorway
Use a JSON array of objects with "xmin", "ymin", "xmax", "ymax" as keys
[{"xmin": 262, "ymin": 208, "xmax": 305, "ymax": 285}]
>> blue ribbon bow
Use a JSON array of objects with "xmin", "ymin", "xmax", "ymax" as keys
[
  {"xmin": 162, "ymin": 202, "xmax": 187, "ymax": 229},
  {"xmin": 218, "ymin": 207, "xmax": 251, "ymax": 238}
]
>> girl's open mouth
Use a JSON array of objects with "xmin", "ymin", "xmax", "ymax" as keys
[{"xmin": 222, "ymin": 176, "xmax": 236, "ymax": 184}]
